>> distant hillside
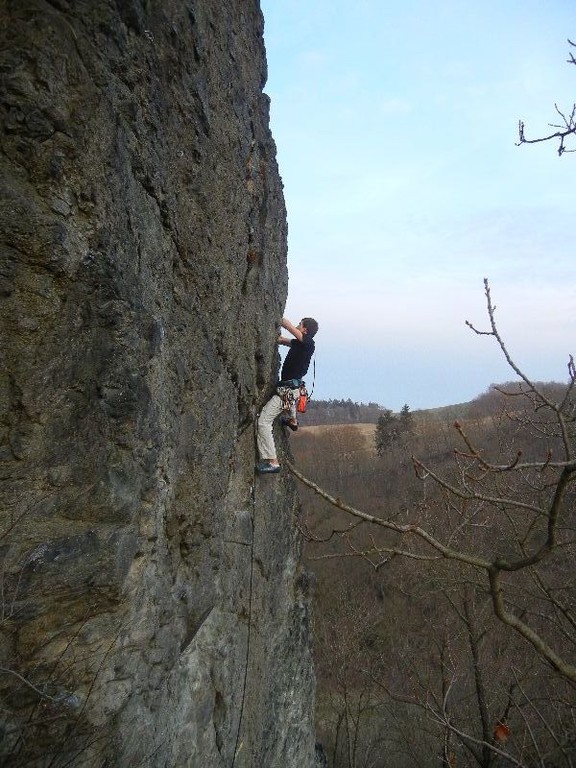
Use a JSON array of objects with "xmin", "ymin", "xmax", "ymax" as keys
[
  {"xmin": 304, "ymin": 398, "xmax": 382, "ymax": 425},
  {"xmin": 304, "ymin": 380, "xmax": 569, "ymax": 427}
]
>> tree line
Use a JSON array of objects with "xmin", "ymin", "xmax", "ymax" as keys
[{"xmin": 305, "ymin": 399, "xmax": 385, "ymax": 426}]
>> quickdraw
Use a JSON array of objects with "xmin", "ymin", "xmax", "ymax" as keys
[{"xmin": 277, "ymin": 384, "xmax": 298, "ymax": 412}]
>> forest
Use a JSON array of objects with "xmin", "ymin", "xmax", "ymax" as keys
[{"xmin": 290, "ymin": 332, "xmax": 575, "ymax": 768}]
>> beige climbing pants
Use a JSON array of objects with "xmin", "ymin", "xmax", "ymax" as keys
[{"xmin": 256, "ymin": 387, "xmax": 298, "ymax": 461}]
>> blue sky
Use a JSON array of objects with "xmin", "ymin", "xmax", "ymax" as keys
[{"xmin": 260, "ymin": 0, "xmax": 575, "ymax": 410}]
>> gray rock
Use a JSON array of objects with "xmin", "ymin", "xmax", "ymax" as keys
[{"xmin": 0, "ymin": 1, "xmax": 315, "ymax": 765}]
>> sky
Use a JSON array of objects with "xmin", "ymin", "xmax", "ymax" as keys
[{"xmin": 259, "ymin": 0, "xmax": 575, "ymax": 411}]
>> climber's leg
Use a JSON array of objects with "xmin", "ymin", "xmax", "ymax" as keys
[{"xmin": 256, "ymin": 394, "xmax": 283, "ymax": 471}]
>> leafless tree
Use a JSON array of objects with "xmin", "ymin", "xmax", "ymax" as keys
[
  {"xmin": 517, "ymin": 39, "xmax": 576, "ymax": 155},
  {"xmin": 290, "ymin": 280, "xmax": 576, "ymax": 685}
]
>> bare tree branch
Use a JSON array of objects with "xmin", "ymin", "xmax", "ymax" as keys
[
  {"xmin": 289, "ymin": 453, "xmax": 576, "ymax": 682},
  {"xmin": 428, "ymin": 696, "xmax": 529, "ymax": 768},
  {"xmin": 288, "ymin": 280, "xmax": 576, "ymax": 685},
  {"xmin": 517, "ymin": 40, "xmax": 576, "ymax": 155}
]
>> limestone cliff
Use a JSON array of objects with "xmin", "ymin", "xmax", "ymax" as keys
[{"xmin": 0, "ymin": 1, "xmax": 316, "ymax": 765}]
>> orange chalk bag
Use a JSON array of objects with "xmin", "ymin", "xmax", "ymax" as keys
[{"xmin": 297, "ymin": 384, "xmax": 309, "ymax": 413}]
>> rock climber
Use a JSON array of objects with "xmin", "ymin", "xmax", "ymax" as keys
[{"xmin": 256, "ymin": 316, "xmax": 319, "ymax": 474}]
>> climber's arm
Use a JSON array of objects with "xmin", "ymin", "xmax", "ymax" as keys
[{"xmin": 281, "ymin": 317, "xmax": 304, "ymax": 342}]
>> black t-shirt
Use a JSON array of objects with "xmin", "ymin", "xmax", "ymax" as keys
[{"xmin": 281, "ymin": 336, "xmax": 315, "ymax": 381}]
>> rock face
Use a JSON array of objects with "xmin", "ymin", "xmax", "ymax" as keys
[{"xmin": 0, "ymin": 2, "xmax": 316, "ymax": 765}]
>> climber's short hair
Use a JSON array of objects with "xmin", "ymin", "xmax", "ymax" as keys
[{"xmin": 301, "ymin": 318, "xmax": 319, "ymax": 337}]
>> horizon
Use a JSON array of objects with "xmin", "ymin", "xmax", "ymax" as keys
[
  {"xmin": 304, "ymin": 376, "xmax": 571, "ymax": 413},
  {"xmin": 261, "ymin": 1, "xmax": 576, "ymax": 411}
]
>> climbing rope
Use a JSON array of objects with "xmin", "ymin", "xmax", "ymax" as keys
[
  {"xmin": 308, "ymin": 357, "xmax": 316, "ymax": 401},
  {"xmin": 230, "ymin": 444, "xmax": 258, "ymax": 768}
]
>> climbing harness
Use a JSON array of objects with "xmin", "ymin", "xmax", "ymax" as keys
[
  {"xmin": 278, "ymin": 357, "xmax": 316, "ymax": 415},
  {"xmin": 277, "ymin": 383, "xmax": 299, "ymax": 413}
]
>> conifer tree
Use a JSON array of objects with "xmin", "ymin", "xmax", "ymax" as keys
[
  {"xmin": 398, "ymin": 403, "xmax": 414, "ymax": 435},
  {"xmin": 374, "ymin": 409, "xmax": 398, "ymax": 455}
]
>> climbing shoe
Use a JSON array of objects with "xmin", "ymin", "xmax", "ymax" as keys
[
  {"xmin": 281, "ymin": 418, "xmax": 298, "ymax": 432},
  {"xmin": 256, "ymin": 461, "xmax": 281, "ymax": 474}
]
